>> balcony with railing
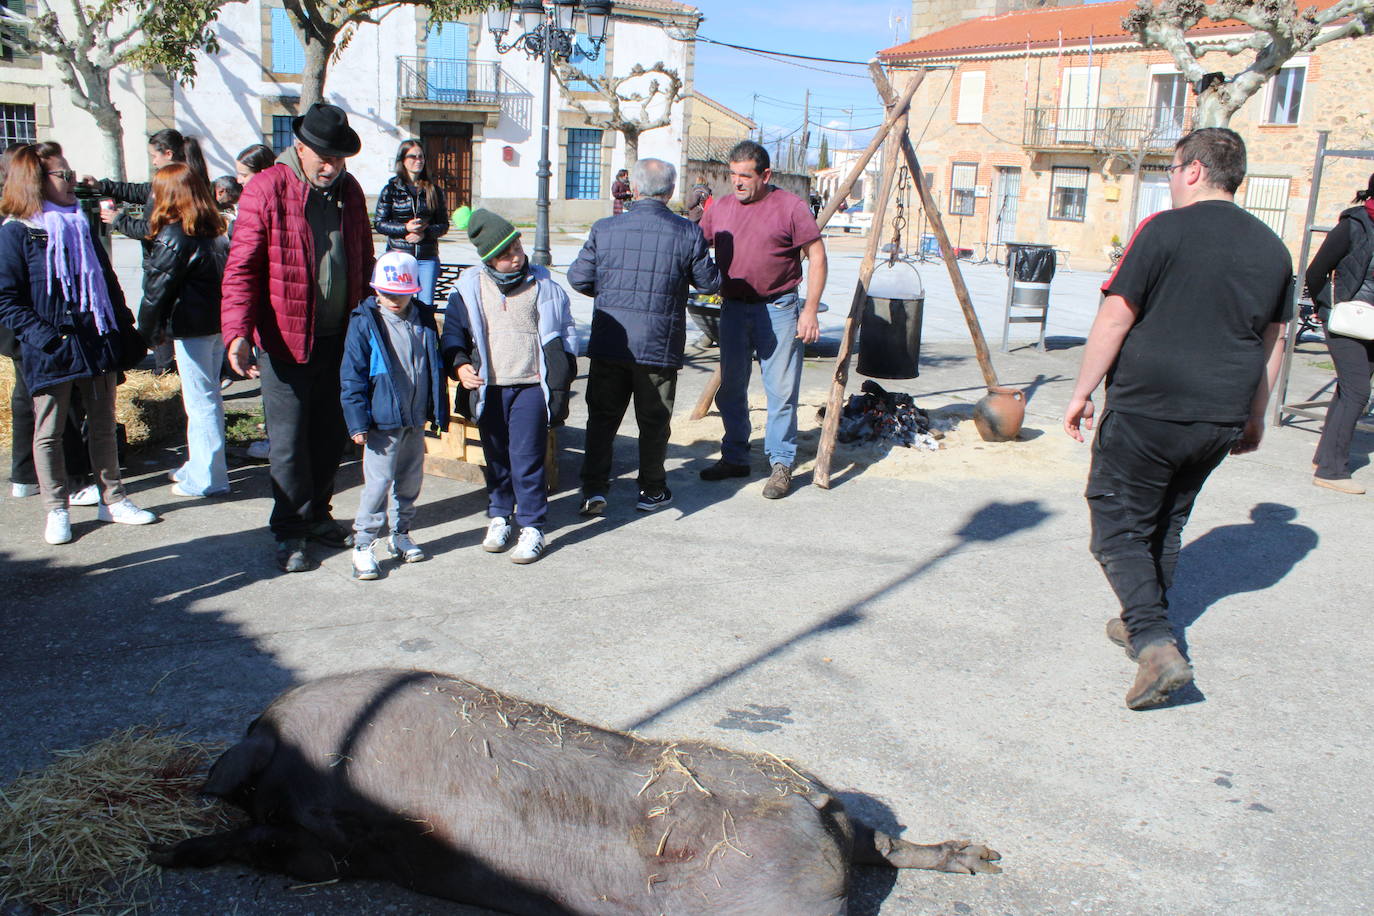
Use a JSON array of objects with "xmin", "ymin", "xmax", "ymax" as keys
[
  {"xmin": 1022, "ymin": 106, "xmax": 1194, "ymax": 153},
  {"xmin": 396, "ymin": 57, "xmax": 531, "ymax": 127}
]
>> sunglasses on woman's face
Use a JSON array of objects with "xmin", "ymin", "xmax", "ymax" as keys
[{"xmin": 47, "ymin": 169, "xmax": 77, "ymax": 183}]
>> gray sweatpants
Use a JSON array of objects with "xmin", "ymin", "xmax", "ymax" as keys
[{"xmin": 353, "ymin": 426, "xmax": 426, "ymax": 547}]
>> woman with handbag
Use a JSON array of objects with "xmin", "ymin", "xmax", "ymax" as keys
[
  {"xmin": 140, "ymin": 162, "xmax": 231, "ymax": 497},
  {"xmin": 373, "ymin": 140, "xmax": 448, "ymax": 307},
  {"xmin": 0, "ymin": 142, "xmax": 157, "ymax": 543},
  {"xmin": 1305, "ymin": 173, "xmax": 1374, "ymax": 495}
]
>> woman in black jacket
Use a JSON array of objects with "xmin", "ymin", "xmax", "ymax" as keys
[
  {"xmin": 140, "ymin": 162, "xmax": 230, "ymax": 498},
  {"xmin": 373, "ymin": 140, "xmax": 449, "ymax": 307},
  {"xmin": 1304, "ymin": 172, "xmax": 1374, "ymax": 495},
  {"xmin": 0, "ymin": 142, "xmax": 156, "ymax": 543}
]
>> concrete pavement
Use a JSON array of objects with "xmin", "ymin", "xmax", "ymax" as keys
[{"xmin": 2, "ymin": 237, "xmax": 1371, "ymax": 915}]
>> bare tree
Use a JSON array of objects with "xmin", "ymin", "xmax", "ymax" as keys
[
  {"xmin": 280, "ymin": 0, "xmax": 486, "ymax": 110},
  {"xmin": 553, "ymin": 60, "xmax": 683, "ymax": 167},
  {"xmin": 1123, "ymin": 0, "xmax": 1374, "ymax": 127},
  {"xmin": 1, "ymin": 0, "xmax": 230, "ymax": 178}
]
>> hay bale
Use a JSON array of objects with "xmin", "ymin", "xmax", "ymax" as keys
[
  {"xmin": 0, "ymin": 727, "xmax": 232, "ymax": 913},
  {"xmin": 114, "ymin": 371, "xmax": 184, "ymax": 448}
]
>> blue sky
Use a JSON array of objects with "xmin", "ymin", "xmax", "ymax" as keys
[{"xmin": 684, "ymin": 0, "xmax": 907, "ymax": 155}]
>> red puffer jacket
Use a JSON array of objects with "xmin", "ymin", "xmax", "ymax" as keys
[{"xmin": 221, "ymin": 163, "xmax": 374, "ymax": 363}]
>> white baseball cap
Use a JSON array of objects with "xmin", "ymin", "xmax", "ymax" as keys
[{"xmin": 371, "ymin": 251, "xmax": 422, "ymax": 295}]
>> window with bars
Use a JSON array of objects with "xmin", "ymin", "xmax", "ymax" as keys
[
  {"xmin": 269, "ymin": 115, "xmax": 294, "ymax": 153},
  {"xmin": 565, "ymin": 128, "xmax": 601, "ymax": 200},
  {"xmin": 1049, "ymin": 166, "xmax": 1088, "ymax": 222},
  {"xmin": 1244, "ymin": 176, "xmax": 1291, "ymax": 238},
  {"xmin": 949, "ymin": 162, "xmax": 977, "ymax": 216},
  {"xmin": 1265, "ymin": 66, "xmax": 1304, "ymax": 125},
  {"xmin": 270, "ymin": 8, "xmax": 304, "ymax": 75},
  {"xmin": 0, "ymin": 103, "xmax": 36, "ymax": 147}
]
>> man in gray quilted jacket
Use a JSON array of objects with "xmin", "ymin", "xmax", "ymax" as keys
[{"xmin": 568, "ymin": 158, "xmax": 720, "ymax": 515}]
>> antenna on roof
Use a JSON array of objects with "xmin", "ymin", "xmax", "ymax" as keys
[{"xmin": 888, "ymin": 8, "xmax": 906, "ymax": 43}]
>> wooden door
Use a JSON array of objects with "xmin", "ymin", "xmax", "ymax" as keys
[{"xmin": 421, "ymin": 121, "xmax": 473, "ymax": 212}]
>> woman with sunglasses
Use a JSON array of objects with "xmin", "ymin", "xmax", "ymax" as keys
[
  {"xmin": 0, "ymin": 142, "xmax": 157, "ymax": 544},
  {"xmin": 373, "ymin": 139, "xmax": 448, "ymax": 307},
  {"xmin": 140, "ymin": 162, "xmax": 231, "ymax": 497}
]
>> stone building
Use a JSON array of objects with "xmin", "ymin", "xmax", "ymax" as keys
[
  {"xmin": 911, "ymin": 0, "xmax": 1083, "ymax": 41},
  {"xmin": 880, "ymin": 0, "xmax": 1374, "ymax": 269}
]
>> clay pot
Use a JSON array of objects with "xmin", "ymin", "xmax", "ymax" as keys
[{"xmin": 972, "ymin": 386, "xmax": 1026, "ymax": 442}]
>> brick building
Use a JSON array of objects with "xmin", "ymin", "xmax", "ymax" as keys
[{"xmin": 879, "ymin": 0, "xmax": 1374, "ymax": 269}]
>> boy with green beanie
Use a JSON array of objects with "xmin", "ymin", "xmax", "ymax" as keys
[{"xmin": 441, "ymin": 210, "xmax": 578, "ymax": 564}]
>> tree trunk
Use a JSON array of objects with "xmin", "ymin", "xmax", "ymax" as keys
[
  {"xmin": 299, "ymin": 29, "xmax": 335, "ymax": 109},
  {"xmin": 1193, "ymin": 90, "xmax": 1234, "ymax": 128},
  {"xmin": 74, "ymin": 60, "xmax": 127, "ymax": 179},
  {"xmin": 622, "ymin": 129, "xmax": 640, "ymax": 169},
  {"xmin": 94, "ymin": 106, "xmax": 127, "ymax": 180}
]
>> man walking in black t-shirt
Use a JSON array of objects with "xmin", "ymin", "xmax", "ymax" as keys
[{"xmin": 1064, "ymin": 128, "xmax": 1293, "ymax": 710}]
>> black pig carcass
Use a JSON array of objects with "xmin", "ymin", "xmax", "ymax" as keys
[{"xmin": 154, "ymin": 669, "xmax": 999, "ymax": 914}]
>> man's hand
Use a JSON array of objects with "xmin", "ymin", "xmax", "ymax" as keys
[
  {"xmin": 227, "ymin": 337, "xmax": 259, "ymax": 379},
  {"xmin": 1232, "ymin": 416, "xmax": 1264, "ymax": 455},
  {"xmin": 1064, "ymin": 395, "xmax": 1095, "ymax": 442},
  {"xmin": 795, "ymin": 309, "xmax": 820, "ymax": 344},
  {"xmin": 351, "ymin": 432, "xmax": 367, "ymax": 445},
  {"xmin": 457, "ymin": 364, "xmax": 482, "ymax": 390}
]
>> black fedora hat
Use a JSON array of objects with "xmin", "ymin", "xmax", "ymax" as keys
[{"xmin": 292, "ymin": 102, "xmax": 361, "ymax": 158}]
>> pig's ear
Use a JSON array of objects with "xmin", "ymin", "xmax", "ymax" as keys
[{"xmin": 202, "ymin": 732, "xmax": 275, "ymax": 798}]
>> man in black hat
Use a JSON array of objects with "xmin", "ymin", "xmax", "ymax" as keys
[{"xmin": 223, "ymin": 102, "xmax": 375, "ymax": 572}]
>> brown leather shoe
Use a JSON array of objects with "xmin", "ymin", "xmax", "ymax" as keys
[
  {"xmin": 1125, "ymin": 641, "xmax": 1193, "ymax": 710},
  {"xmin": 1105, "ymin": 617, "xmax": 1138, "ymax": 661},
  {"xmin": 762, "ymin": 463, "xmax": 792, "ymax": 499}
]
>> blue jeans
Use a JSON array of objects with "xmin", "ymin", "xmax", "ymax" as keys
[
  {"xmin": 715, "ymin": 293, "xmax": 802, "ymax": 467},
  {"xmin": 172, "ymin": 335, "xmax": 229, "ymax": 495},
  {"xmin": 415, "ymin": 258, "xmax": 439, "ymax": 309}
]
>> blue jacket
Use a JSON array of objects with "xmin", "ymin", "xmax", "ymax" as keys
[
  {"xmin": 0, "ymin": 218, "xmax": 131, "ymax": 393},
  {"xmin": 340, "ymin": 297, "xmax": 450, "ymax": 436},
  {"xmin": 567, "ymin": 198, "xmax": 720, "ymax": 369},
  {"xmin": 441, "ymin": 264, "xmax": 578, "ymax": 424}
]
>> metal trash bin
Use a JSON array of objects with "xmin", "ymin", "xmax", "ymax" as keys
[
  {"xmin": 1001, "ymin": 243, "xmax": 1056, "ymax": 351},
  {"xmin": 72, "ymin": 184, "xmax": 112, "ymax": 257},
  {"xmin": 858, "ymin": 259, "xmax": 924, "ymax": 379}
]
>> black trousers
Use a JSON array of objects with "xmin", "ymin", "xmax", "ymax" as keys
[
  {"xmin": 1086, "ymin": 411, "xmax": 1241, "ymax": 653},
  {"xmin": 258, "ymin": 335, "xmax": 348, "ymax": 539},
  {"xmin": 579, "ymin": 357, "xmax": 677, "ymax": 496},
  {"xmin": 1313, "ymin": 332, "xmax": 1374, "ymax": 480},
  {"xmin": 8, "ymin": 354, "xmax": 90, "ymax": 486}
]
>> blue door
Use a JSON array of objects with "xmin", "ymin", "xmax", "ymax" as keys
[{"xmin": 426, "ymin": 22, "xmax": 469, "ymax": 102}]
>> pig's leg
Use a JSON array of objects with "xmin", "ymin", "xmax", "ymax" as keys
[
  {"xmin": 850, "ymin": 823, "xmax": 1001, "ymax": 874},
  {"xmin": 150, "ymin": 824, "xmax": 341, "ymax": 881}
]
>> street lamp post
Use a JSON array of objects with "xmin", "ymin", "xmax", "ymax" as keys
[{"xmin": 486, "ymin": 0, "xmax": 611, "ymax": 267}]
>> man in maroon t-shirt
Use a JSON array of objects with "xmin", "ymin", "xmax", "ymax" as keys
[{"xmin": 698, "ymin": 140, "xmax": 827, "ymax": 499}]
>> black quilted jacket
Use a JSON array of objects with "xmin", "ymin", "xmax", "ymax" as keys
[
  {"xmin": 567, "ymin": 198, "xmax": 720, "ymax": 369},
  {"xmin": 373, "ymin": 176, "xmax": 449, "ymax": 261}
]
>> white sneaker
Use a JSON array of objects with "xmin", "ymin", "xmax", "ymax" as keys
[
  {"xmin": 11, "ymin": 482, "xmax": 39, "ymax": 498},
  {"xmin": 482, "ymin": 516, "xmax": 512, "ymax": 553},
  {"xmin": 247, "ymin": 440, "xmax": 271, "ymax": 460},
  {"xmin": 510, "ymin": 527, "xmax": 545, "ymax": 565},
  {"xmin": 351, "ymin": 543, "xmax": 380, "ymax": 580},
  {"xmin": 68, "ymin": 484, "xmax": 99, "ymax": 506},
  {"xmin": 44, "ymin": 508, "xmax": 72, "ymax": 544},
  {"xmin": 97, "ymin": 498, "xmax": 157, "ymax": 525},
  {"xmin": 389, "ymin": 532, "xmax": 426, "ymax": 563}
]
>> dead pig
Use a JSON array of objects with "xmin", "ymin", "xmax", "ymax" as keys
[{"xmin": 153, "ymin": 669, "xmax": 999, "ymax": 914}]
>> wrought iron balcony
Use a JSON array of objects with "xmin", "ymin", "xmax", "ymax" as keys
[
  {"xmin": 397, "ymin": 57, "xmax": 526, "ymax": 107},
  {"xmin": 1023, "ymin": 106, "xmax": 1194, "ymax": 153}
]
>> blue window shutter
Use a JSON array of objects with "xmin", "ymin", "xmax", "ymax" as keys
[
  {"xmin": 271, "ymin": 8, "xmax": 304, "ymax": 75},
  {"xmin": 425, "ymin": 21, "xmax": 469, "ymax": 101},
  {"xmin": 567, "ymin": 34, "xmax": 604, "ymax": 91}
]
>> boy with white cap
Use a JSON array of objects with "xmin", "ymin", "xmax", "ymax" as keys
[{"xmin": 340, "ymin": 251, "xmax": 449, "ymax": 580}]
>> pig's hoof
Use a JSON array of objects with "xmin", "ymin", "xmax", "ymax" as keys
[
  {"xmin": 937, "ymin": 840, "xmax": 1002, "ymax": 875},
  {"xmin": 147, "ymin": 842, "xmax": 178, "ymax": 867}
]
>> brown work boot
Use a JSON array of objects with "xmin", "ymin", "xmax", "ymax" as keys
[
  {"xmin": 1105, "ymin": 617, "xmax": 1138, "ymax": 661},
  {"xmin": 762, "ymin": 463, "xmax": 793, "ymax": 499},
  {"xmin": 1125, "ymin": 641, "xmax": 1193, "ymax": 710}
]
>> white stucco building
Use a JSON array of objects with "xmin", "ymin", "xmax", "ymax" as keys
[{"xmin": 2, "ymin": 0, "xmax": 702, "ymax": 224}]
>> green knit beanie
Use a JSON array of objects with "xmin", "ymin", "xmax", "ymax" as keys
[{"xmin": 467, "ymin": 209, "xmax": 520, "ymax": 262}]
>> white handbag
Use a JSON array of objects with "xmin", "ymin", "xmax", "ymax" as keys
[{"xmin": 1327, "ymin": 263, "xmax": 1374, "ymax": 341}]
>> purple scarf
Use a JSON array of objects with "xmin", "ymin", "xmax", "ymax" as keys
[{"xmin": 40, "ymin": 200, "xmax": 117, "ymax": 335}]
